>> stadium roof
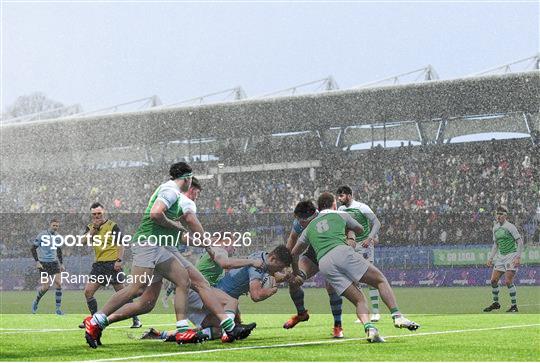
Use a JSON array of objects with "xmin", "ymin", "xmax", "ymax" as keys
[{"xmin": 1, "ymin": 71, "xmax": 538, "ymax": 157}]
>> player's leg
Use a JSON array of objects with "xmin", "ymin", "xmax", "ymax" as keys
[
  {"xmin": 208, "ymin": 288, "xmax": 256, "ymax": 342},
  {"xmin": 359, "ymin": 264, "xmax": 419, "ymax": 330},
  {"xmin": 187, "ymin": 265, "xmax": 254, "ymax": 342},
  {"xmin": 199, "ymin": 306, "xmax": 255, "ymax": 343},
  {"xmin": 141, "ymin": 312, "xmax": 224, "ymax": 342},
  {"xmin": 162, "ymin": 280, "xmax": 175, "ymax": 308},
  {"xmin": 355, "ymin": 284, "xmax": 380, "ymax": 323},
  {"xmin": 319, "ymin": 245, "xmax": 384, "ymax": 342},
  {"xmin": 325, "ymin": 282, "xmax": 344, "ymax": 338},
  {"xmin": 188, "ymin": 268, "xmax": 234, "ymax": 327},
  {"xmin": 167, "ymin": 248, "xmax": 254, "ymax": 342},
  {"xmin": 341, "ymin": 283, "xmax": 383, "ymax": 343},
  {"xmin": 484, "ymin": 269, "xmax": 504, "ymax": 311},
  {"xmin": 112, "ymin": 283, "xmax": 142, "ymax": 327},
  {"xmin": 108, "ymin": 281, "xmax": 162, "ymax": 323},
  {"xmin": 366, "ymin": 250, "xmax": 380, "ymax": 321},
  {"xmin": 83, "ymin": 265, "xmax": 153, "ymax": 348},
  {"xmin": 84, "ymin": 282, "xmax": 101, "ymax": 315},
  {"xmin": 94, "ymin": 266, "xmax": 152, "ymax": 317},
  {"xmin": 32, "ymin": 274, "xmax": 50, "ymax": 313},
  {"xmin": 368, "ymin": 286, "xmax": 380, "ymax": 319},
  {"xmin": 83, "ymin": 244, "xmax": 167, "ymax": 348},
  {"xmin": 52, "ymin": 271, "xmax": 64, "ymax": 315},
  {"xmin": 209, "ymin": 287, "xmax": 239, "ymax": 324},
  {"xmin": 283, "ymin": 255, "xmax": 318, "ymax": 329},
  {"xmin": 155, "ymin": 256, "xmax": 200, "ymax": 343},
  {"xmin": 504, "ymin": 270, "xmax": 518, "ymax": 312}
]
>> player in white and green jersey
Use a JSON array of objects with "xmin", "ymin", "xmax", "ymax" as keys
[
  {"xmin": 337, "ymin": 185, "xmax": 382, "ymax": 322},
  {"xmin": 84, "ymin": 163, "xmax": 251, "ymax": 348},
  {"xmin": 292, "ymin": 192, "xmax": 420, "ymax": 343},
  {"xmin": 483, "ymin": 206, "xmax": 523, "ymax": 313}
]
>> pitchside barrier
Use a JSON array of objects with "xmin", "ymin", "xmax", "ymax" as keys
[{"xmin": 1, "ymin": 244, "xmax": 538, "ymax": 290}]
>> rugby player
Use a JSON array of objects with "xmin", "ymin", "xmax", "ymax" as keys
[
  {"xmin": 283, "ymin": 200, "xmax": 346, "ymax": 338},
  {"xmin": 336, "ymin": 185, "xmax": 382, "ymax": 322},
  {"xmin": 141, "ymin": 245, "xmax": 293, "ymax": 342},
  {"xmin": 83, "ymin": 163, "xmax": 251, "ymax": 348},
  {"xmin": 483, "ymin": 206, "xmax": 523, "ymax": 313},
  {"xmin": 30, "ymin": 218, "xmax": 64, "ymax": 315},
  {"xmin": 292, "ymin": 192, "xmax": 420, "ymax": 343}
]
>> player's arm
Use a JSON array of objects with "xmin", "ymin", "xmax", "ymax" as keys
[
  {"xmin": 180, "ymin": 211, "xmax": 215, "ymax": 258},
  {"xmin": 212, "ymin": 247, "xmax": 263, "ymax": 269},
  {"xmin": 286, "ymin": 230, "xmax": 299, "ymax": 252},
  {"xmin": 249, "ymin": 279, "xmax": 278, "ymax": 302},
  {"xmin": 509, "ymin": 224, "xmax": 524, "ymax": 267},
  {"xmin": 487, "ymin": 233, "xmax": 497, "ymax": 267},
  {"xmin": 341, "ymin": 212, "xmax": 364, "ymax": 236},
  {"xmin": 345, "ymin": 229, "xmax": 357, "ymax": 248},
  {"xmin": 31, "ymin": 234, "xmax": 42, "ymax": 269},
  {"xmin": 291, "ymin": 230, "xmax": 310, "ymax": 279},
  {"xmin": 150, "ymin": 200, "xmax": 186, "ymax": 232},
  {"xmin": 273, "ymin": 271, "xmax": 291, "ymax": 284},
  {"xmin": 31, "ymin": 245, "xmax": 42, "ymax": 269},
  {"xmin": 364, "ymin": 208, "xmax": 381, "ymax": 247},
  {"xmin": 514, "ymin": 237, "xmax": 524, "ymax": 267}
]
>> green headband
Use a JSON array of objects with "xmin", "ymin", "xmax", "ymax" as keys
[{"xmin": 177, "ymin": 172, "xmax": 193, "ymax": 180}]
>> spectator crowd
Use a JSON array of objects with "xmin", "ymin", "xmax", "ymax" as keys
[{"xmin": 1, "ymin": 137, "xmax": 538, "ymax": 258}]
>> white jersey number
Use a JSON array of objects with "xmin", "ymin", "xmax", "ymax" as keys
[{"xmin": 316, "ymin": 219, "xmax": 330, "ymax": 233}]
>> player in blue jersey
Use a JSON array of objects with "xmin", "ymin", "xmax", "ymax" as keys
[
  {"xmin": 284, "ymin": 200, "xmax": 347, "ymax": 338},
  {"xmin": 141, "ymin": 245, "xmax": 293, "ymax": 342},
  {"xmin": 215, "ymin": 246, "xmax": 291, "ymax": 300},
  {"xmin": 30, "ymin": 218, "xmax": 65, "ymax": 315}
]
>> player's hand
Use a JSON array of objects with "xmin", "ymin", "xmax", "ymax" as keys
[
  {"xmin": 512, "ymin": 256, "xmax": 521, "ymax": 267},
  {"xmin": 60, "ymin": 264, "xmax": 66, "ymax": 272},
  {"xmin": 90, "ymin": 226, "xmax": 100, "ymax": 236},
  {"xmin": 486, "ymin": 259, "xmax": 493, "ymax": 267},
  {"xmin": 269, "ymin": 286, "xmax": 278, "ymax": 296},
  {"xmin": 36, "ymin": 261, "xmax": 43, "ymax": 270},
  {"xmin": 251, "ymin": 259, "xmax": 264, "ymax": 269},
  {"xmin": 362, "ymin": 237, "xmax": 375, "ymax": 248},
  {"xmin": 346, "ymin": 238, "xmax": 356, "ymax": 249},
  {"xmin": 205, "ymin": 246, "xmax": 216, "ymax": 260},
  {"xmin": 289, "ymin": 274, "xmax": 305, "ymax": 287},
  {"xmin": 114, "ymin": 261, "xmax": 122, "ymax": 271}
]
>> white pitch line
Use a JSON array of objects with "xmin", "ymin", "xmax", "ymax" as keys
[
  {"xmin": 92, "ymin": 323, "xmax": 540, "ymax": 362},
  {"xmin": 0, "ymin": 323, "xmax": 173, "ymax": 334}
]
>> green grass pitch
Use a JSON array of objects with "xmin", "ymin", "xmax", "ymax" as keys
[{"xmin": 1, "ymin": 287, "xmax": 539, "ymax": 361}]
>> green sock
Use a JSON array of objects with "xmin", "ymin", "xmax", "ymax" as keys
[
  {"xmin": 390, "ymin": 307, "xmax": 401, "ymax": 318},
  {"xmin": 364, "ymin": 322, "xmax": 375, "ymax": 331},
  {"xmin": 508, "ymin": 284, "xmax": 517, "ymax": 305},
  {"xmin": 492, "ymin": 283, "xmax": 499, "ymax": 303},
  {"xmin": 369, "ymin": 287, "xmax": 380, "ymax": 314},
  {"xmin": 220, "ymin": 317, "xmax": 235, "ymax": 333}
]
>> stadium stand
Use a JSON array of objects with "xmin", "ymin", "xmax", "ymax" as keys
[{"xmin": 0, "ymin": 71, "xmax": 538, "ymax": 289}]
